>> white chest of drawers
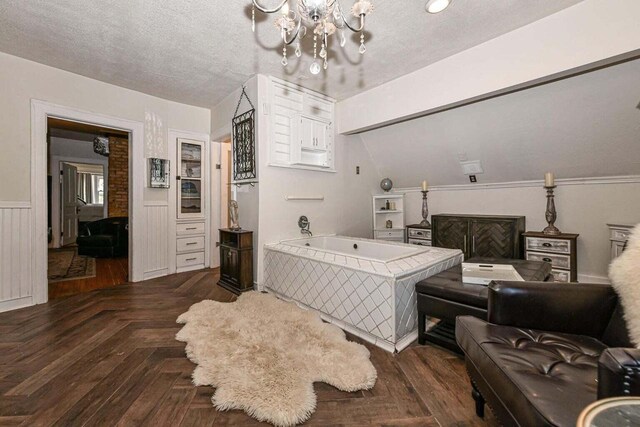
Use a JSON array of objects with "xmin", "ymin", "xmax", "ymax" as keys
[
  {"xmin": 523, "ymin": 231, "xmax": 579, "ymax": 283},
  {"xmin": 406, "ymin": 224, "xmax": 432, "ymax": 246},
  {"xmin": 607, "ymin": 224, "xmax": 634, "ymax": 260}
]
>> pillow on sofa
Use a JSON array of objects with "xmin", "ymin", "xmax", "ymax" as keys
[{"xmin": 609, "ymin": 223, "xmax": 640, "ymax": 348}]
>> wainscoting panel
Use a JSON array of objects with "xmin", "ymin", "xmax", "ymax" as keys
[
  {"xmin": 143, "ymin": 204, "xmax": 169, "ymax": 279},
  {"xmin": 0, "ymin": 207, "xmax": 33, "ymax": 311}
]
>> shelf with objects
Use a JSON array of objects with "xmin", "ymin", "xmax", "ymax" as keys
[{"xmin": 372, "ymin": 194, "xmax": 405, "ymax": 242}]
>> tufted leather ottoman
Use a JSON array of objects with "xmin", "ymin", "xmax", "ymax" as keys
[{"xmin": 415, "ymin": 257, "xmax": 551, "ymax": 353}]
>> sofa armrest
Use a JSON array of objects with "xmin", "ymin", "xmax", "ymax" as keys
[
  {"xmin": 488, "ymin": 281, "xmax": 618, "ymax": 338},
  {"xmin": 598, "ymin": 348, "xmax": 640, "ymax": 398}
]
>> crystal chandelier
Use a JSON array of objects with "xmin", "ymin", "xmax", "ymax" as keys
[{"xmin": 251, "ymin": 0, "xmax": 374, "ymax": 75}]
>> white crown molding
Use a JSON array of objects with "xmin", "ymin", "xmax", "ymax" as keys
[
  {"xmin": 0, "ymin": 201, "xmax": 31, "ymax": 209},
  {"xmin": 394, "ymin": 175, "xmax": 640, "ymax": 193}
]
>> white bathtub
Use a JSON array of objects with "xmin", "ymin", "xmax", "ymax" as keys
[
  {"xmin": 286, "ymin": 235, "xmax": 424, "ymax": 262},
  {"xmin": 264, "ymin": 235, "xmax": 463, "ymax": 352}
]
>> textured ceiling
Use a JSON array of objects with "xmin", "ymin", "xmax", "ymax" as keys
[
  {"xmin": 0, "ymin": 0, "xmax": 583, "ymax": 108},
  {"xmin": 359, "ymin": 59, "xmax": 640, "ymax": 186}
]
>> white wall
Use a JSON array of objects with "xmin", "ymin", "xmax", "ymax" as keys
[
  {"xmin": 399, "ymin": 180, "xmax": 640, "ymax": 282},
  {"xmin": 0, "ymin": 51, "xmax": 210, "ymax": 202},
  {"xmin": 255, "ymin": 75, "xmax": 380, "ymax": 286},
  {"xmin": 210, "ymin": 76, "xmax": 260, "ymax": 280},
  {"xmin": 336, "ymin": 0, "xmax": 640, "ymax": 134},
  {"xmin": 210, "ymin": 75, "xmax": 382, "ymax": 286},
  {"xmin": 358, "ymin": 58, "xmax": 640, "ymax": 188},
  {"xmin": 0, "ymin": 52, "xmax": 210, "ymax": 312}
]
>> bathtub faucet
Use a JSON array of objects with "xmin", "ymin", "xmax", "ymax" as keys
[{"xmin": 298, "ymin": 216, "xmax": 312, "ymax": 237}]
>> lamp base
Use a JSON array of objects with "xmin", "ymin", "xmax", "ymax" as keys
[
  {"xmin": 420, "ymin": 219, "xmax": 431, "ymax": 227},
  {"xmin": 543, "ymin": 225, "xmax": 561, "ymax": 235}
]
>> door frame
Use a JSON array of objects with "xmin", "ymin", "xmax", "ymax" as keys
[
  {"xmin": 49, "ymin": 156, "xmax": 109, "ymax": 248},
  {"xmin": 31, "ymin": 100, "xmax": 144, "ymax": 305}
]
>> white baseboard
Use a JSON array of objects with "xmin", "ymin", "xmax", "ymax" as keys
[
  {"xmin": 143, "ymin": 268, "xmax": 169, "ymax": 280},
  {"xmin": 0, "ymin": 296, "xmax": 33, "ymax": 313},
  {"xmin": 578, "ymin": 273, "xmax": 610, "ymax": 284}
]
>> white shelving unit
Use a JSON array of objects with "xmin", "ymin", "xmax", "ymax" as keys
[{"xmin": 372, "ymin": 194, "xmax": 405, "ymax": 242}]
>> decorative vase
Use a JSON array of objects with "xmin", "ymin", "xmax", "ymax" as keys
[{"xmin": 380, "ymin": 178, "xmax": 393, "ymax": 192}]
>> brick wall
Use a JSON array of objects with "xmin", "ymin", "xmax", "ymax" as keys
[{"xmin": 108, "ymin": 136, "xmax": 128, "ymax": 217}]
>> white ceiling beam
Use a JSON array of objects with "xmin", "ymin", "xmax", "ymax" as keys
[{"xmin": 336, "ymin": 0, "xmax": 640, "ymax": 135}]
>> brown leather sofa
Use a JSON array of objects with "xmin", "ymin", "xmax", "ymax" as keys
[{"xmin": 456, "ymin": 281, "xmax": 640, "ymax": 427}]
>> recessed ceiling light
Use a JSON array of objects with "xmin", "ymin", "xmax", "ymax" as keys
[{"xmin": 425, "ymin": 0, "xmax": 452, "ymax": 14}]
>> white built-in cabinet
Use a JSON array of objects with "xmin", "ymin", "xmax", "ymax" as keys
[
  {"xmin": 176, "ymin": 138, "xmax": 208, "ymax": 272},
  {"xmin": 269, "ymin": 77, "xmax": 335, "ymax": 171}
]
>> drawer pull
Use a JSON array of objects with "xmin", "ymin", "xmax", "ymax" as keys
[
  {"xmin": 186, "ymin": 227, "xmax": 197, "ymax": 230},
  {"xmin": 186, "ymin": 257, "xmax": 197, "ymax": 262},
  {"xmin": 186, "ymin": 242, "xmax": 197, "ymax": 246},
  {"xmin": 542, "ymin": 257, "xmax": 552, "ymax": 262},
  {"xmin": 542, "ymin": 242, "xmax": 552, "ymax": 247}
]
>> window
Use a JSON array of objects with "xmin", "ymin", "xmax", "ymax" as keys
[
  {"xmin": 91, "ymin": 174, "xmax": 104, "ymax": 204},
  {"xmin": 78, "ymin": 173, "xmax": 104, "ymax": 204}
]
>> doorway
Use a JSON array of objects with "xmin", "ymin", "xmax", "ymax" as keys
[
  {"xmin": 46, "ymin": 118, "xmax": 130, "ymax": 298},
  {"xmin": 220, "ymin": 140, "xmax": 232, "ymax": 229}
]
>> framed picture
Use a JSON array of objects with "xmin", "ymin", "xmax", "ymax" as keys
[{"xmin": 149, "ymin": 158, "xmax": 170, "ymax": 188}]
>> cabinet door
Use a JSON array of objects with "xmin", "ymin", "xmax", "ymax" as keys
[
  {"xmin": 470, "ymin": 219, "xmax": 517, "ymax": 259},
  {"xmin": 300, "ymin": 117, "xmax": 315, "ymax": 149},
  {"xmin": 313, "ymin": 121, "xmax": 327, "ymax": 150},
  {"xmin": 178, "ymin": 138, "xmax": 204, "ymax": 219},
  {"xmin": 433, "ymin": 217, "xmax": 469, "ymax": 257},
  {"xmin": 220, "ymin": 247, "xmax": 239, "ymax": 283}
]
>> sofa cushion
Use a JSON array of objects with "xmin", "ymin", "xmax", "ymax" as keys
[
  {"xmin": 76, "ymin": 234, "xmax": 114, "ymax": 247},
  {"xmin": 457, "ymin": 316, "xmax": 607, "ymax": 427},
  {"xmin": 415, "ymin": 278, "xmax": 488, "ymax": 309}
]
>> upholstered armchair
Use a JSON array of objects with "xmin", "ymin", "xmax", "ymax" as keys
[{"xmin": 77, "ymin": 217, "xmax": 128, "ymax": 258}]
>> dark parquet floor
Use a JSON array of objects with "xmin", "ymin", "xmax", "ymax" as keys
[
  {"xmin": 1, "ymin": 268, "xmax": 498, "ymax": 426},
  {"xmin": 48, "ymin": 256, "xmax": 129, "ymax": 300}
]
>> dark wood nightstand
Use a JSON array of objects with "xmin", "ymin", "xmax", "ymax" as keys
[{"xmin": 218, "ymin": 229, "xmax": 253, "ymax": 294}]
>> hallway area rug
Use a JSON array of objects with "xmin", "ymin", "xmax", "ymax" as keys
[
  {"xmin": 48, "ymin": 248, "xmax": 96, "ymax": 283},
  {"xmin": 176, "ymin": 291, "xmax": 377, "ymax": 427}
]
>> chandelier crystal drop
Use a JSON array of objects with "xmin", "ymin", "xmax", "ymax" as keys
[{"xmin": 250, "ymin": 0, "xmax": 374, "ymax": 74}]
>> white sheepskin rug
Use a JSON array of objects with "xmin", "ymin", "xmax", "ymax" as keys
[
  {"xmin": 175, "ymin": 291, "xmax": 377, "ymax": 426},
  {"xmin": 609, "ymin": 223, "xmax": 640, "ymax": 348}
]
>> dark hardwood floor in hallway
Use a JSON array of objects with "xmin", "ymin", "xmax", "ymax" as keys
[
  {"xmin": 1, "ymin": 268, "xmax": 498, "ymax": 426},
  {"xmin": 48, "ymin": 256, "xmax": 128, "ymax": 300}
]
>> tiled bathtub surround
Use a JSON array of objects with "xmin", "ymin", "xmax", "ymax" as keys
[{"xmin": 264, "ymin": 236, "xmax": 463, "ymax": 352}]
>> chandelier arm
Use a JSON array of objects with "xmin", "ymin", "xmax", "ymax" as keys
[
  {"xmin": 340, "ymin": 13, "xmax": 365, "ymax": 33},
  {"xmin": 282, "ymin": 19, "xmax": 302, "ymax": 46},
  {"xmin": 252, "ymin": 0, "xmax": 288, "ymax": 14}
]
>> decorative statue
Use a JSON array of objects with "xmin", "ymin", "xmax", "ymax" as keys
[{"xmin": 229, "ymin": 200, "xmax": 240, "ymax": 230}]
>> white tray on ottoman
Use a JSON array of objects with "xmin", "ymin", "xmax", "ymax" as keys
[{"xmin": 462, "ymin": 262, "xmax": 525, "ymax": 286}]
